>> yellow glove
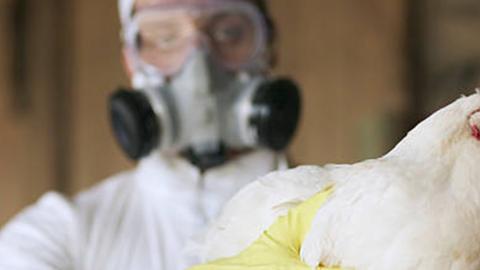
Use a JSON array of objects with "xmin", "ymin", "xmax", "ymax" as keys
[{"xmin": 189, "ymin": 185, "xmax": 347, "ymax": 270}]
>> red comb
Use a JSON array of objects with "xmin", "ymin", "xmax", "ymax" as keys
[{"xmin": 472, "ymin": 125, "xmax": 480, "ymax": 140}]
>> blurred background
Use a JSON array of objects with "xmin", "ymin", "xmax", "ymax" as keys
[{"xmin": 1, "ymin": 0, "xmax": 480, "ymax": 225}]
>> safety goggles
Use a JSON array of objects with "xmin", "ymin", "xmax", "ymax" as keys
[{"xmin": 124, "ymin": 0, "xmax": 268, "ymax": 76}]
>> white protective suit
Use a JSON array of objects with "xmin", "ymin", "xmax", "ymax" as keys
[{"xmin": 0, "ymin": 150, "xmax": 285, "ymax": 270}]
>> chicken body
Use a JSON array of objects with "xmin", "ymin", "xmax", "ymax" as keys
[{"xmin": 191, "ymin": 93, "xmax": 480, "ymax": 270}]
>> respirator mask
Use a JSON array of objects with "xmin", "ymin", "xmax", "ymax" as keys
[{"xmin": 110, "ymin": 0, "xmax": 301, "ymax": 170}]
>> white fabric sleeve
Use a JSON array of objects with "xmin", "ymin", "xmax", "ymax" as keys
[{"xmin": 0, "ymin": 192, "xmax": 77, "ymax": 270}]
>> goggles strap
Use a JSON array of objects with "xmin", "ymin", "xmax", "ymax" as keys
[{"xmin": 119, "ymin": 0, "xmax": 135, "ymax": 25}]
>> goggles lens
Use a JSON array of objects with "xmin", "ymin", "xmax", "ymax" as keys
[{"xmin": 130, "ymin": 3, "xmax": 265, "ymax": 74}]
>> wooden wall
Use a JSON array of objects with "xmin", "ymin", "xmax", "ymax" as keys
[
  {"xmin": 0, "ymin": 0, "xmax": 59, "ymax": 223},
  {"xmin": 416, "ymin": 0, "xmax": 480, "ymax": 115},
  {"xmin": 69, "ymin": 0, "xmax": 132, "ymax": 192},
  {"xmin": 0, "ymin": 0, "xmax": 408, "ymax": 225},
  {"xmin": 271, "ymin": 0, "xmax": 408, "ymax": 164}
]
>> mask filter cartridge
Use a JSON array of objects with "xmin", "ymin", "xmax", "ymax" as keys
[{"xmin": 109, "ymin": 90, "xmax": 160, "ymax": 160}]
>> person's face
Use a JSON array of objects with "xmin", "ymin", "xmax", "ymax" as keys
[{"xmin": 124, "ymin": 0, "xmax": 264, "ymax": 77}]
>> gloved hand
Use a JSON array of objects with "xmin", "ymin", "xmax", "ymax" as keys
[{"xmin": 189, "ymin": 185, "xmax": 347, "ymax": 270}]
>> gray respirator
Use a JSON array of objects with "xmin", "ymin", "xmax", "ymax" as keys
[{"xmin": 109, "ymin": 51, "xmax": 301, "ymax": 169}]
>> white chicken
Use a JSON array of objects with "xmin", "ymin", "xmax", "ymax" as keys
[{"xmin": 190, "ymin": 92, "xmax": 480, "ymax": 270}]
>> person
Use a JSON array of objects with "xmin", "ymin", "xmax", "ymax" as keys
[{"xmin": 0, "ymin": 0, "xmax": 301, "ymax": 269}]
